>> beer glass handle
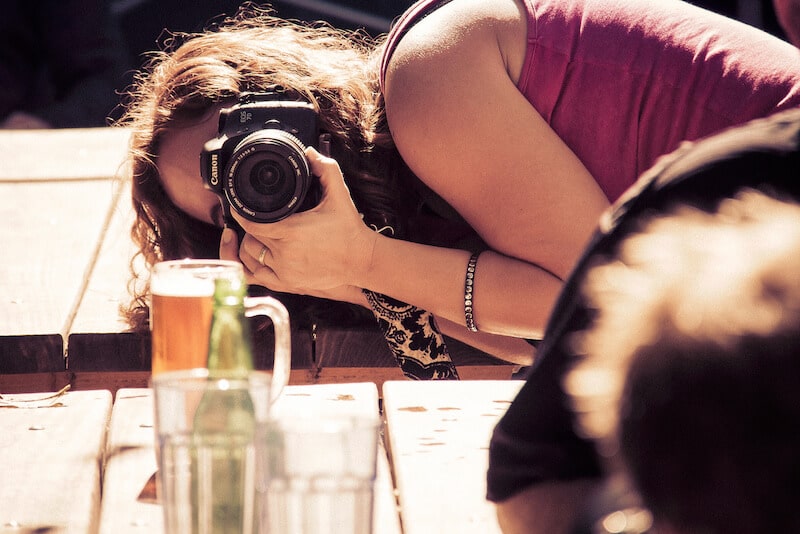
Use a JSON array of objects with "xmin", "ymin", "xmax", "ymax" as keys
[{"xmin": 244, "ymin": 296, "xmax": 291, "ymax": 402}]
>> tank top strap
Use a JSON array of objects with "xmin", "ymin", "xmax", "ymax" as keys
[{"xmin": 379, "ymin": 0, "xmax": 454, "ymax": 94}]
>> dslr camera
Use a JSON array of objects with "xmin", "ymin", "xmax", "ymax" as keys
[{"xmin": 201, "ymin": 90, "xmax": 327, "ymax": 225}]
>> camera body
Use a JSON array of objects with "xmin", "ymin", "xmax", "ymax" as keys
[{"xmin": 201, "ymin": 91, "xmax": 325, "ymax": 225}]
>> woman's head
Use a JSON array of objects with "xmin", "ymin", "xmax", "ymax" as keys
[{"xmin": 120, "ymin": 6, "xmax": 405, "ymax": 330}]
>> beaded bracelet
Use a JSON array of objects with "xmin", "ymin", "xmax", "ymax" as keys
[{"xmin": 464, "ymin": 252, "xmax": 481, "ymax": 332}]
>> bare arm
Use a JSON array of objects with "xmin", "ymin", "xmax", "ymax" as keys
[
  {"xmin": 495, "ymin": 479, "xmax": 600, "ymax": 534},
  {"xmin": 436, "ymin": 315, "xmax": 535, "ymax": 366},
  {"xmin": 226, "ymin": 226, "xmax": 535, "ymax": 365}
]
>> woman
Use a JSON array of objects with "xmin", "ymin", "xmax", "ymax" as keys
[{"xmin": 121, "ymin": 0, "xmax": 800, "ymax": 368}]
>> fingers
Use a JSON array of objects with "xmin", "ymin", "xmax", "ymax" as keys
[
  {"xmin": 220, "ymin": 224, "xmax": 291, "ymax": 292},
  {"xmin": 230, "ymin": 207, "xmax": 291, "ymax": 242},
  {"xmin": 305, "ymin": 146, "xmax": 350, "ymax": 197},
  {"xmin": 219, "ymin": 227, "xmax": 272, "ymax": 287},
  {"xmin": 239, "ymin": 233, "xmax": 269, "ymax": 268},
  {"xmin": 221, "ymin": 226, "xmax": 272, "ymax": 270},
  {"xmin": 305, "ymin": 145, "xmax": 332, "ymax": 171},
  {"xmin": 241, "ymin": 250, "xmax": 280, "ymax": 288},
  {"xmin": 219, "ymin": 227, "xmax": 240, "ymax": 262}
]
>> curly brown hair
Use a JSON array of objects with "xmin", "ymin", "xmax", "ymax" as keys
[{"xmin": 118, "ymin": 6, "xmax": 414, "ymax": 332}]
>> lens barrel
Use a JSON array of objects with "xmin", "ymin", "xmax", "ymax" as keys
[{"xmin": 223, "ymin": 130, "xmax": 312, "ymax": 223}]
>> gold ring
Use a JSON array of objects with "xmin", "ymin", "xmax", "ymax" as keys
[{"xmin": 258, "ymin": 245, "xmax": 268, "ymax": 266}]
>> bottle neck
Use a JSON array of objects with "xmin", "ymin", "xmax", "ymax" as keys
[{"xmin": 207, "ymin": 299, "xmax": 253, "ymax": 378}]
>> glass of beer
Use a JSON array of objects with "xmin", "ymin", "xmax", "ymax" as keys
[
  {"xmin": 151, "ymin": 260, "xmax": 241, "ymax": 374},
  {"xmin": 150, "ymin": 259, "xmax": 291, "ymax": 388}
]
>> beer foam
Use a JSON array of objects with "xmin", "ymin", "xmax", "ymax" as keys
[{"xmin": 151, "ymin": 273, "xmax": 215, "ymax": 297}]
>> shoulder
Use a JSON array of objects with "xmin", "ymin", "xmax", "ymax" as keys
[
  {"xmin": 380, "ymin": 0, "xmax": 532, "ymax": 209},
  {"xmin": 383, "ymin": 0, "xmax": 528, "ymax": 101},
  {"xmin": 381, "ymin": 0, "xmax": 529, "ymax": 170}
]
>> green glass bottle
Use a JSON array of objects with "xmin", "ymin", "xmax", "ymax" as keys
[
  {"xmin": 206, "ymin": 275, "xmax": 254, "ymax": 379},
  {"xmin": 192, "ymin": 275, "xmax": 257, "ymax": 534}
]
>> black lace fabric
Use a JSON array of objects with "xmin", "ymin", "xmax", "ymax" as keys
[{"xmin": 363, "ymin": 289, "xmax": 459, "ymax": 380}]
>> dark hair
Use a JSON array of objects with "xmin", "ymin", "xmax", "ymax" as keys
[{"xmin": 621, "ymin": 330, "xmax": 800, "ymax": 533}]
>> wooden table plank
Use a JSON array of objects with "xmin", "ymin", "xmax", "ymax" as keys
[
  {"xmin": 0, "ymin": 389, "xmax": 112, "ymax": 533},
  {"xmin": 70, "ymin": 179, "xmax": 136, "ymax": 336},
  {"xmin": 99, "ymin": 389, "xmax": 161, "ymax": 534},
  {"xmin": 0, "ymin": 127, "xmax": 130, "ymax": 182},
  {"xmin": 0, "ymin": 335, "xmax": 64, "ymax": 373},
  {"xmin": 67, "ymin": 330, "xmax": 316, "ymax": 373},
  {"xmin": 382, "ymin": 380, "xmax": 525, "ymax": 534},
  {"xmin": 100, "ymin": 383, "xmax": 402, "ymax": 534},
  {"xmin": 1, "ymin": 180, "xmax": 116, "ymax": 336}
]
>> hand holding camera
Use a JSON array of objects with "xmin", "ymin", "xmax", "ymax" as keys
[
  {"xmin": 233, "ymin": 145, "xmax": 378, "ymax": 300},
  {"xmin": 204, "ymin": 91, "xmax": 376, "ymax": 297}
]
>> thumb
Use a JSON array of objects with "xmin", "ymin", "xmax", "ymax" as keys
[{"xmin": 219, "ymin": 226, "xmax": 240, "ymax": 261}]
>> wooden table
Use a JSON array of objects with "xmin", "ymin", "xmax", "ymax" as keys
[
  {"xmin": 383, "ymin": 379, "xmax": 525, "ymax": 534},
  {"xmin": 0, "ymin": 388, "xmax": 112, "ymax": 533},
  {"xmin": 1, "ymin": 380, "xmax": 523, "ymax": 533},
  {"xmin": 0, "ymin": 127, "xmax": 515, "ymax": 391}
]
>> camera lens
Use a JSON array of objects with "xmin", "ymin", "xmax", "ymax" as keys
[
  {"xmin": 224, "ymin": 129, "xmax": 311, "ymax": 222},
  {"xmin": 247, "ymin": 159, "xmax": 295, "ymax": 209},
  {"xmin": 251, "ymin": 161, "xmax": 283, "ymax": 194}
]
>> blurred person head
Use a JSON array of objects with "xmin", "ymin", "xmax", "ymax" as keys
[{"xmin": 566, "ymin": 189, "xmax": 800, "ymax": 534}]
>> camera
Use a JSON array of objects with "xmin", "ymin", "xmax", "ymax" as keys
[{"xmin": 200, "ymin": 91, "xmax": 327, "ymax": 225}]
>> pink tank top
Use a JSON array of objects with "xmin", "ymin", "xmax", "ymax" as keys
[{"xmin": 381, "ymin": 0, "xmax": 800, "ymax": 202}]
